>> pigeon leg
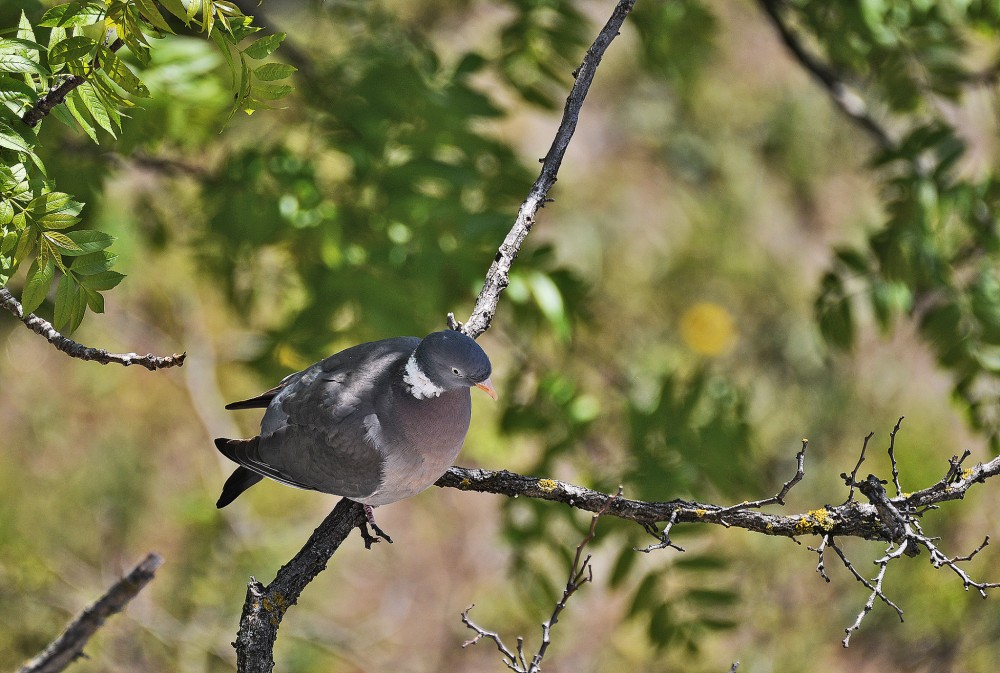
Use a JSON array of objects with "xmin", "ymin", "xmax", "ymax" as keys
[{"xmin": 360, "ymin": 504, "xmax": 393, "ymax": 546}]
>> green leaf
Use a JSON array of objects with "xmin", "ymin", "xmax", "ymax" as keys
[
  {"xmin": 77, "ymin": 82, "xmax": 115, "ymax": 136},
  {"xmin": 82, "ymin": 286, "xmax": 104, "ymax": 313},
  {"xmin": 243, "ymin": 33, "xmax": 285, "ymax": 60},
  {"xmin": 39, "ymin": 2, "xmax": 107, "ymax": 27},
  {"xmin": 253, "ymin": 62, "xmax": 296, "ymax": 81},
  {"xmin": 21, "ymin": 257, "xmax": 55, "ymax": 314},
  {"xmin": 97, "ymin": 47, "xmax": 150, "ymax": 97},
  {"xmin": 64, "ymin": 231, "xmax": 114, "ymax": 257},
  {"xmin": 250, "ymin": 82, "xmax": 293, "ymax": 100},
  {"xmin": 0, "ymin": 48, "xmax": 46, "ymax": 75},
  {"xmin": 54, "ymin": 273, "xmax": 86, "ymax": 333},
  {"xmin": 48, "ymin": 36, "xmax": 99, "ymax": 66},
  {"xmin": 133, "ymin": 0, "xmax": 174, "ymax": 33},
  {"xmin": 158, "ymin": 0, "xmax": 190, "ymax": 23},
  {"xmin": 211, "ymin": 30, "xmax": 238, "ymax": 85},
  {"xmin": 17, "ymin": 10, "xmax": 36, "ymax": 45},
  {"xmin": 28, "ymin": 192, "xmax": 83, "ymax": 217},
  {"xmin": 685, "ymin": 588, "xmax": 738, "ymax": 606},
  {"xmin": 13, "ymin": 226, "xmax": 34, "ymax": 261},
  {"xmin": 64, "ymin": 89, "xmax": 98, "ymax": 143},
  {"xmin": 70, "ymin": 251, "xmax": 116, "ymax": 274},
  {"xmin": 0, "ymin": 75, "xmax": 35, "ymax": 106},
  {"xmin": 78, "ymin": 269, "xmax": 124, "ymax": 291},
  {"xmin": 1, "ymin": 231, "xmax": 18, "ymax": 254},
  {"xmin": 43, "ymin": 230, "xmax": 82, "ymax": 252},
  {"xmin": 0, "ymin": 199, "xmax": 12, "ymax": 226},
  {"xmin": 816, "ymin": 272, "xmax": 854, "ymax": 349},
  {"xmin": 0, "ymin": 120, "xmax": 37, "ymax": 153},
  {"xmin": 834, "ymin": 247, "xmax": 870, "ymax": 274}
]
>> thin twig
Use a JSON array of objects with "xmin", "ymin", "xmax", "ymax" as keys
[
  {"xmin": 17, "ymin": 553, "xmax": 163, "ymax": 673},
  {"xmin": 808, "ymin": 534, "xmax": 831, "ymax": 582},
  {"xmin": 459, "ymin": 0, "xmax": 637, "ymax": 339},
  {"xmin": 0, "ymin": 288, "xmax": 186, "ymax": 370},
  {"xmin": 716, "ymin": 439, "xmax": 808, "ymax": 513},
  {"xmin": 834, "ymin": 539, "xmax": 905, "ymax": 647},
  {"xmin": 887, "ymin": 416, "xmax": 905, "ymax": 497},
  {"xmin": 462, "ymin": 489, "xmax": 622, "ymax": 672},
  {"xmin": 842, "ymin": 431, "xmax": 874, "ymax": 503}
]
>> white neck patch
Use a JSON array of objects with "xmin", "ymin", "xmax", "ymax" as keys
[{"xmin": 403, "ymin": 353, "xmax": 445, "ymax": 399}]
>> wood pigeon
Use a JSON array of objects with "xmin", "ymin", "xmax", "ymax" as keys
[{"xmin": 214, "ymin": 330, "xmax": 495, "ymax": 529}]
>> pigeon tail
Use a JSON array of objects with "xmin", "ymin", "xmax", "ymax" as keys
[{"xmin": 215, "ymin": 438, "xmax": 264, "ymax": 507}]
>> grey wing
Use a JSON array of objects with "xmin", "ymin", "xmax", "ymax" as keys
[{"xmin": 253, "ymin": 342, "xmax": 414, "ymax": 499}]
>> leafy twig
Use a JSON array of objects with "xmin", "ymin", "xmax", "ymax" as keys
[
  {"xmin": 21, "ymin": 38, "xmax": 124, "ymax": 128},
  {"xmin": 0, "ymin": 288, "xmax": 186, "ymax": 370}
]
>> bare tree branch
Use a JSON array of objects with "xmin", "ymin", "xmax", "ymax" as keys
[
  {"xmin": 457, "ymin": 0, "xmax": 638, "ymax": 339},
  {"xmin": 17, "ymin": 553, "xmax": 163, "ymax": 673},
  {"xmin": 234, "ymin": 498, "xmax": 370, "ymax": 673},
  {"xmin": 0, "ymin": 288, "xmax": 186, "ymax": 370},
  {"xmin": 439, "ymin": 448, "xmax": 1000, "ymax": 544}
]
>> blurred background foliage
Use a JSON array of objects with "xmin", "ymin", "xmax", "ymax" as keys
[{"xmin": 3, "ymin": 0, "xmax": 1000, "ymax": 672}]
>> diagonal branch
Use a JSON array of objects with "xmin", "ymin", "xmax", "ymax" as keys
[
  {"xmin": 756, "ymin": 0, "xmax": 894, "ymax": 151},
  {"xmin": 457, "ymin": 0, "xmax": 638, "ymax": 339},
  {"xmin": 234, "ymin": 498, "xmax": 369, "ymax": 673},
  {"xmin": 17, "ymin": 553, "xmax": 163, "ymax": 673},
  {"xmin": 0, "ymin": 287, "xmax": 186, "ymax": 370}
]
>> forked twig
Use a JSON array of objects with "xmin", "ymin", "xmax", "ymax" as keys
[{"xmin": 462, "ymin": 489, "xmax": 623, "ymax": 672}]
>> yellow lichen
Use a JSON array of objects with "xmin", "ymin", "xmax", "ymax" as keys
[
  {"xmin": 962, "ymin": 468, "xmax": 974, "ymax": 481},
  {"xmin": 794, "ymin": 508, "xmax": 835, "ymax": 534},
  {"xmin": 538, "ymin": 479, "xmax": 558, "ymax": 492},
  {"xmin": 460, "ymin": 478, "xmax": 472, "ymax": 488},
  {"xmin": 807, "ymin": 508, "xmax": 836, "ymax": 532},
  {"xmin": 695, "ymin": 509, "xmax": 707, "ymax": 517}
]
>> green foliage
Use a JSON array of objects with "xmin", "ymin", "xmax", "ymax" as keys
[
  {"xmin": 497, "ymin": 0, "xmax": 589, "ymax": 108},
  {"xmin": 0, "ymin": 1, "xmax": 291, "ymax": 332},
  {"xmin": 800, "ymin": 1, "xmax": 1000, "ymax": 449}
]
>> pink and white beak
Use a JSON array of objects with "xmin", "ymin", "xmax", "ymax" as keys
[{"xmin": 475, "ymin": 377, "xmax": 498, "ymax": 400}]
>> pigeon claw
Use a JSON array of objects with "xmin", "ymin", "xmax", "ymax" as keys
[{"xmin": 359, "ymin": 504, "xmax": 394, "ymax": 548}]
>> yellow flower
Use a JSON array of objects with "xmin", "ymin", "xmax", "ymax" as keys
[{"xmin": 680, "ymin": 302, "xmax": 736, "ymax": 356}]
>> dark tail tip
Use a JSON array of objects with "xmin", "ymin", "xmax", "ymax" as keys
[{"xmin": 217, "ymin": 466, "xmax": 264, "ymax": 508}]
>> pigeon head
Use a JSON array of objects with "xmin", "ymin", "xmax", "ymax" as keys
[{"xmin": 406, "ymin": 330, "xmax": 496, "ymax": 400}]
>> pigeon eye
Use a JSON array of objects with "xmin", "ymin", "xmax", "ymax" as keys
[{"xmin": 452, "ymin": 367, "xmax": 461, "ymax": 376}]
